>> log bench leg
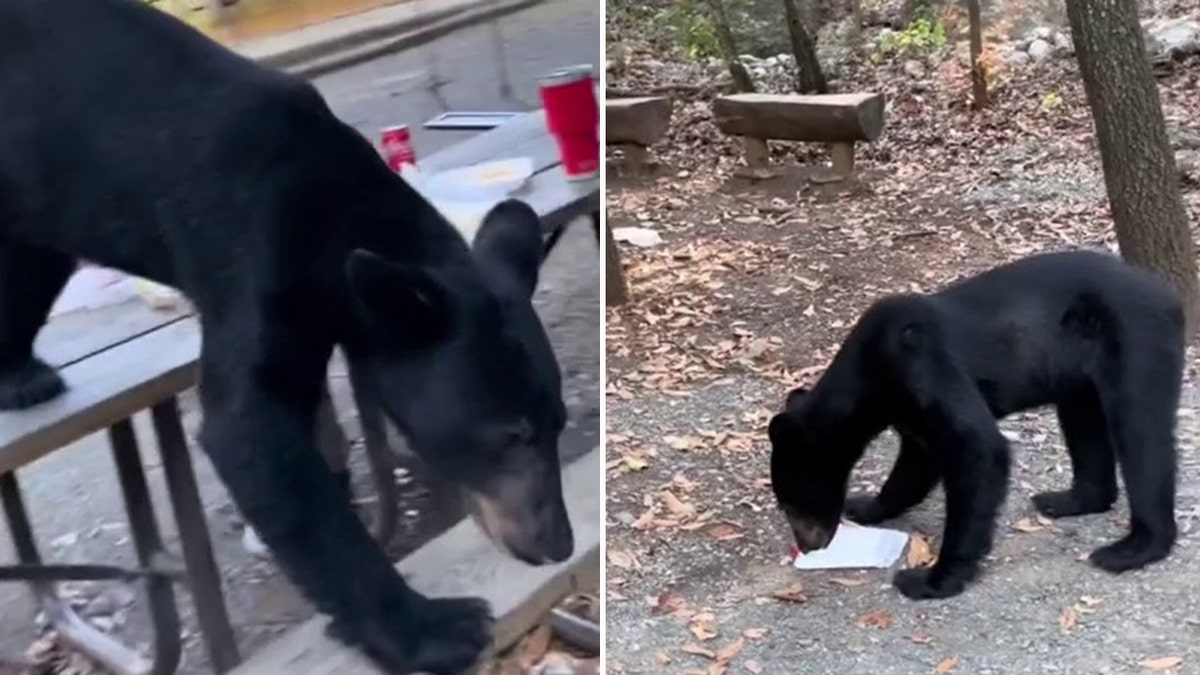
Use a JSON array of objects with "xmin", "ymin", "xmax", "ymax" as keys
[
  {"xmin": 151, "ymin": 399, "xmax": 241, "ymax": 673},
  {"xmin": 829, "ymin": 142, "xmax": 856, "ymax": 178},
  {"xmin": 0, "ymin": 470, "xmax": 164, "ymax": 675},
  {"xmin": 604, "ymin": 214, "xmax": 628, "ymax": 307},
  {"xmin": 620, "ymin": 144, "xmax": 648, "ymax": 175},
  {"xmin": 744, "ymin": 137, "xmax": 769, "ymax": 168}
]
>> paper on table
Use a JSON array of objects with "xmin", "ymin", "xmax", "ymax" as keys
[
  {"xmin": 402, "ymin": 158, "xmax": 534, "ymax": 244},
  {"xmin": 791, "ymin": 522, "xmax": 910, "ymax": 570}
]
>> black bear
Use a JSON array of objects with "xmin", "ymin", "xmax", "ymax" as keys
[
  {"xmin": 0, "ymin": 0, "xmax": 574, "ymax": 671},
  {"xmin": 768, "ymin": 250, "xmax": 1184, "ymax": 600}
]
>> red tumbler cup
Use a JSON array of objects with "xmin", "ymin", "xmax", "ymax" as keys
[{"xmin": 538, "ymin": 65, "xmax": 599, "ymax": 181}]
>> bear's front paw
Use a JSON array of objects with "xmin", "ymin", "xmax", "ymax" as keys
[
  {"xmin": 0, "ymin": 357, "xmax": 66, "ymax": 411},
  {"xmin": 892, "ymin": 567, "xmax": 969, "ymax": 601},
  {"xmin": 329, "ymin": 595, "xmax": 493, "ymax": 674},
  {"xmin": 843, "ymin": 495, "xmax": 895, "ymax": 525}
]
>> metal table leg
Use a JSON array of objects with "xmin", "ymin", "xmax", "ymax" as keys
[
  {"xmin": 150, "ymin": 398, "xmax": 241, "ymax": 673},
  {"xmin": 1, "ymin": 471, "xmax": 159, "ymax": 675},
  {"xmin": 109, "ymin": 419, "xmax": 183, "ymax": 675}
]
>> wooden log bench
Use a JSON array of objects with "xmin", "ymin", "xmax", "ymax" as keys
[
  {"xmin": 604, "ymin": 96, "xmax": 673, "ymax": 174},
  {"xmin": 711, "ymin": 92, "xmax": 886, "ymax": 180}
]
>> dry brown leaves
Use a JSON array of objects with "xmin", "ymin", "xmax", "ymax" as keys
[
  {"xmin": 906, "ymin": 533, "xmax": 938, "ymax": 568},
  {"xmin": 855, "ymin": 609, "xmax": 893, "ymax": 630},
  {"xmin": 1141, "ymin": 656, "xmax": 1184, "ymax": 672},
  {"xmin": 770, "ymin": 582, "xmax": 808, "ymax": 604}
]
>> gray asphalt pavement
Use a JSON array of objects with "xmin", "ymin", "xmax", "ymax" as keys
[{"xmin": 0, "ymin": 1, "xmax": 600, "ymax": 671}]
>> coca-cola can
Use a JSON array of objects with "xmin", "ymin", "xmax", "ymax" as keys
[{"xmin": 380, "ymin": 124, "xmax": 417, "ymax": 172}]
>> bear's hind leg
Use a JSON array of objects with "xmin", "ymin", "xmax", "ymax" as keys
[
  {"xmin": 845, "ymin": 432, "xmax": 940, "ymax": 524},
  {"xmin": 0, "ymin": 239, "xmax": 76, "ymax": 410},
  {"xmin": 1032, "ymin": 387, "xmax": 1118, "ymax": 518},
  {"xmin": 1088, "ymin": 365, "xmax": 1179, "ymax": 573}
]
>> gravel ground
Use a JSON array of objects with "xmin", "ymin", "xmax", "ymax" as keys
[{"xmin": 605, "ymin": 369, "xmax": 1200, "ymax": 675}]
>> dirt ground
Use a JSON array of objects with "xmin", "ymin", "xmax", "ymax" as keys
[{"xmin": 604, "ymin": 9, "xmax": 1200, "ymax": 675}]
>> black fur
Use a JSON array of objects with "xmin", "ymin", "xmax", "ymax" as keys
[
  {"xmin": 768, "ymin": 250, "xmax": 1184, "ymax": 600},
  {"xmin": 0, "ymin": 0, "xmax": 572, "ymax": 671}
]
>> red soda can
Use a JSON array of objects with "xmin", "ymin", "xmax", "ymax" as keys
[
  {"xmin": 380, "ymin": 124, "xmax": 417, "ymax": 172},
  {"xmin": 538, "ymin": 65, "xmax": 600, "ymax": 181}
]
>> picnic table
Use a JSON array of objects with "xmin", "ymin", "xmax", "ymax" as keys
[{"xmin": 0, "ymin": 105, "xmax": 599, "ymax": 675}]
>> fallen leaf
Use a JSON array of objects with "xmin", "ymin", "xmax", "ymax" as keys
[
  {"xmin": 856, "ymin": 609, "xmax": 892, "ymax": 630},
  {"xmin": 771, "ymin": 582, "xmax": 807, "ymax": 603},
  {"xmin": 742, "ymin": 628, "xmax": 768, "ymax": 640},
  {"xmin": 1078, "ymin": 595, "xmax": 1103, "ymax": 608},
  {"xmin": 650, "ymin": 592, "xmax": 689, "ymax": 616},
  {"xmin": 665, "ymin": 435, "xmax": 701, "ymax": 451},
  {"xmin": 715, "ymin": 638, "xmax": 745, "ymax": 663},
  {"xmin": 654, "ymin": 651, "xmax": 672, "ymax": 666},
  {"xmin": 681, "ymin": 644, "xmax": 717, "ymax": 659},
  {"xmin": 744, "ymin": 660, "xmax": 763, "ymax": 674},
  {"xmin": 608, "ymin": 550, "xmax": 636, "ymax": 570},
  {"xmin": 662, "ymin": 490, "xmax": 696, "ymax": 518},
  {"xmin": 907, "ymin": 533, "xmax": 937, "ymax": 568},
  {"xmin": 907, "ymin": 631, "xmax": 934, "ymax": 644},
  {"xmin": 1141, "ymin": 656, "xmax": 1183, "ymax": 671},
  {"xmin": 708, "ymin": 522, "xmax": 744, "ymax": 541},
  {"xmin": 1012, "ymin": 517, "xmax": 1044, "ymax": 533},
  {"xmin": 517, "ymin": 625, "xmax": 553, "ymax": 667},
  {"xmin": 1059, "ymin": 607, "xmax": 1078, "ymax": 633},
  {"xmin": 934, "ymin": 656, "xmax": 958, "ymax": 674},
  {"xmin": 829, "ymin": 576, "xmax": 868, "ymax": 587},
  {"xmin": 623, "ymin": 454, "xmax": 649, "ymax": 471}
]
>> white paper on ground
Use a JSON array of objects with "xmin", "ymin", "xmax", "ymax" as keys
[{"xmin": 791, "ymin": 522, "xmax": 910, "ymax": 570}]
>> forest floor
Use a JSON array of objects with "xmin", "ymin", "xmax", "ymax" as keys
[{"xmin": 604, "ymin": 3, "xmax": 1200, "ymax": 674}]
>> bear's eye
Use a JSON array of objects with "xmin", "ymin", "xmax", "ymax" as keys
[{"xmin": 499, "ymin": 420, "xmax": 535, "ymax": 448}]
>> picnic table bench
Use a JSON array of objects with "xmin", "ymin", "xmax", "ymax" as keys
[{"xmin": 0, "ymin": 105, "xmax": 599, "ymax": 675}]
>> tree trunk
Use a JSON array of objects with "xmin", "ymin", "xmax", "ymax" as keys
[
  {"xmin": 706, "ymin": 0, "xmax": 756, "ymax": 93},
  {"xmin": 966, "ymin": 0, "xmax": 987, "ymax": 108},
  {"xmin": 781, "ymin": 0, "xmax": 830, "ymax": 93},
  {"xmin": 1066, "ymin": 0, "xmax": 1200, "ymax": 337}
]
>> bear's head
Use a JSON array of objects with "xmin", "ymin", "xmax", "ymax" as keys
[
  {"xmin": 767, "ymin": 385, "xmax": 857, "ymax": 553},
  {"xmin": 345, "ymin": 199, "xmax": 572, "ymax": 566}
]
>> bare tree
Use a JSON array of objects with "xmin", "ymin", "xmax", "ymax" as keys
[
  {"xmin": 1066, "ymin": 0, "xmax": 1200, "ymax": 335},
  {"xmin": 706, "ymin": 0, "xmax": 756, "ymax": 92},
  {"xmin": 782, "ymin": 0, "xmax": 829, "ymax": 93},
  {"xmin": 966, "ymin": 0, "xmax": 987, "ymax": 108}
]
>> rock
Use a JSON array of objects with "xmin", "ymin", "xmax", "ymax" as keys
[
  {"xmin": 816, "ymin": 17, "xmax": 858, "ymax": 78},
  {"xmin": 1169, "ymin": 126, "xmax": 1200, "ymax": 151},
  {"xmin": 1027, "ymin": 26, "xmax": 1056, "ymax": 41},
  {"xmin": 861, "ymin": 0, "xmax": 911, "ymax": 27},
  {"xmin": 1053, "ymin": 31, "xmax": 1074, "ymax": 55},
  {"xmin": 1008, "ymin": 49, "xmax": 1032, "ymax": 65},
  {"xmin": 1027, "ymin": 39, "xmax": 1054, "ymax": 62},
  {"xmin": 1150, "ymin": 18, "xmax": 1200, "ymax": 58},
  {"xmin": 902, "ymin": 59, "xmax": 926, "ymax": 78}
]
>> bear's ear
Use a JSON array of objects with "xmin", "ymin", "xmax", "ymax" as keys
[
  {"xmin": 345, "ymin": 249, "xmax": 451, "ymax": 345},
  {"xmin": 767, "ymin": 411, "xmax": 803, "ymax": 449},
  {"xmin": 472, "ymin": 198, "xmax": 542, "ymax": 299},
  {"xmin": 784, "ymin": 386, "xmax": 810, "ymax": 410}
]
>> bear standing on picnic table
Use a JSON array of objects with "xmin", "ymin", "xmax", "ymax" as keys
[
  {"xmin": 0, "ymin": 0, "xmax": 574, "ymax": 671},
  {"xmin": 768, "ymin": 250, "xmax": 1184, "ymax": 600}
]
